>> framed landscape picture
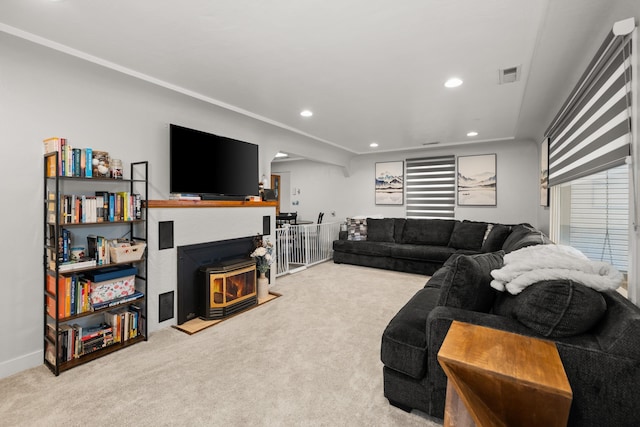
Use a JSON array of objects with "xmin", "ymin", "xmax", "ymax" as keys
[
  {"xmin": 457, "ymin": 154, "xmax": 496, "ymax": 206},
  {"xmin": 375, "ymin": 161, "xmax": 404, "ymax": 205}
]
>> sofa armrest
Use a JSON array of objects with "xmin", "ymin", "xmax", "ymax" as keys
[
  {"xmin": 338, "ymin": 230, "xmax": 348, "ymax": 240},
  {"xmin": 554, "ymin": 343, "xmax": 640, "ymax": 427},
  {"xmin": 424, "ymin": 306, "xmax": 535, "ymax": 418},
  {"xmin": 426, "ymin": 306, "xmax": 640, "ymax": 426}
]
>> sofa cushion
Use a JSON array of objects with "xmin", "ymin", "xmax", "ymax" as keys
[
  {"xmin": 448, "ymin": 221, "xmax": 488, "ymax": 251},
  {"xmin": 481, "ymin": 224, "xmax": 512, "ymax": 252},
  {"xmin": 393, "ymin": 219, "xmax": 406, "ymax": 243},
  {"xmin": 425, "ymin": 265, "xmax": 451, "ymax": 289},
  {"xmin": 347, "ymin": 217, "xmax": 367, "ymax": 241},
  {"xmin": 381, "ymin": 286, "xmax": 441, "ymax": 379},
  {"xmin": 501, "ymin": 223, "xmax": 551, "ymax": 253},
  {"xmin": 390, "ymin": 244, "xmax": 457, "ymax": 262},
  {"xmin": 437, "ymin": 251, "xmax": 504, "ymax": 312},
  {"xmin": 401, "ymin": 219, "xmax": 457, "ymax": 246},
  {"xmin": 493, "ymin": 279, "xmax": 607, "ymax": 338},
  {"xmin": 366, "ymin": 218, "xmax": 395, "ymax": 242},
  {"xmin": 332, "ymin": 240, "xmax": 395, "ymax": 257}
]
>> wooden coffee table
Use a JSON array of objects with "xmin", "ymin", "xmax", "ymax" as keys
[{"xmin": 437, "ymin": 321, "xmax": 572, "ymax": 427}]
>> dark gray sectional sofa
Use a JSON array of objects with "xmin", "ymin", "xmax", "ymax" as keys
[
  {"xmin": 381, "ymin": 251, "xmax": 640, "ymax": 427},
  {"xmin": 332, "ymin": 217, "xmax": 640, "ymax": 426},
  {"xmin": 333, "ymin": 218, "xmax": 549, "ymax": 275}
]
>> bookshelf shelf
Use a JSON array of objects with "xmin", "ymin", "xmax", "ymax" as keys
[
  {"xmin": 47, "ymin": 219, "xmax": 145, "ymax": 228},
  {"xmin": 43, "ymin": 149, "xmax": 149, "ymax": 376},
  {"xmin": 49, "ymin": 335, "xmax": 145, "ymax": 374},
  {"xmin": 54, "ymin": 295, "xmax": 146, "ymax": 323},
  {"xmin": 46, "ymin": 175, "xmax": 146, "ymax": 184},
  {"xmin": 45, "ymin": 258, "xmax": 146, "ymax": 275}
]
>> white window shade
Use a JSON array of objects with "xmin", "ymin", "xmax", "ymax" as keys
[{"xmin": 555, "ymin": 165, "xmax": 629, "ymax": 273}]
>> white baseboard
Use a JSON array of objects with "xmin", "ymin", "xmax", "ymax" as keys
[{"xmin": 0, "ymin": 350, "xmax": 42, "ymax": 380}]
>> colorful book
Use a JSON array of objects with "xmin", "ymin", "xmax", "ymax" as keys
[
  {"xmin": 73, "ymin": 148, "xmax": 81, "ymax": 177},
  {"xmin": 91, "ymin": 291, "xmax": 144, "ymax": 311},
  {"xmin": 108, "ymin": 193, "xmax": 115, "ymax": 222},
  {"xmin": 85, "ymin": 148, "xmax": 93, "ymax": 178},
  {"xmin": 43, "ymin": 137, "xmax": 62, "ymax": 177},
  {"xmin": 58, "ymin": 258, "xmax": 97, "ymax": 273}
]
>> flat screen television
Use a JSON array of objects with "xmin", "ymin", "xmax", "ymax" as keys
[{"xmin": 170, "ymin": 124, "xmax": 259, "ymax": 199}]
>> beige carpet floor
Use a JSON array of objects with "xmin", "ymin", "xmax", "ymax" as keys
[{"xmin": 0, "ymin": 262, "xmax": 443, "ymax": 426}]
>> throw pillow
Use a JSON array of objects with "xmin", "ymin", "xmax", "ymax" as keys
[
  {"xmin": 448, "ymin": 221, "xmax": 489, "ymax": 251},
  {"xmin": 366, "ymin": 218, "xmax": 395, "ymax": 242},
  {"xmin": 437, "ymin": 251, "xmax": 505, "ymax": 312},
  {"xmin": 501, "ymin": 223, "xmax": 552, "ymax": 253},
  {"xmin": 347, "ymin": 217, "xmax": 367, "ymax": 241},
  {"xmin": 481, "ymin": 224, "xmax": 512, "ymax": 252},
  {"xmin": 493, "ymin": 279, "xmax": 607, "ymax": 338}
]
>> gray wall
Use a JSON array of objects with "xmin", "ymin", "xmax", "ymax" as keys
[
  {"xmin": 0, "ymin": 33, "xmax": 351, "ymax": 378},
  {"xmin": 272, "ymin": 139, "xmax": 541, "ymax": 228}
]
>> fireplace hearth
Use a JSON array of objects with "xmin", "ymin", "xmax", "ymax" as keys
[{"xmin": 198, "ymin": 258, "xmax": 257, "ymax": 320}]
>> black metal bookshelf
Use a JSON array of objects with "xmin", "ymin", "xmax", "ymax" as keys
[{"xmin": 43, "ymin": 151, "xmax": 149, "ymax": 375}]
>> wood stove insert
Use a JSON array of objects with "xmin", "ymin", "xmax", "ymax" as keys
[{"xmin": 198, "ymin": 258, "xmax": 257, "ymax": 320}]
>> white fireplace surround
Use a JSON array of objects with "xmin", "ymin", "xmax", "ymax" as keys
[{"xmin": 146, "ymin": 204, "xmax": 276, "ymax": 333}]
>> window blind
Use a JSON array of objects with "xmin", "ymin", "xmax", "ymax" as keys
[
  {"xmin": 546, "ymin": 31, "xmax": 632, "ymax": 186},
  {"xmin": 405, "ymin": 155, "xmax": 455, "ymax": 219}
]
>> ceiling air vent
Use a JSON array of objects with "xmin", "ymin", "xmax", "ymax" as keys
[{"xmin": 498, "ymin": 66, "xmax": 521, "ymax": 84}]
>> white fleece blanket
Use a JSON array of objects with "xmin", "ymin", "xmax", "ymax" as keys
[{"xmin": 490, "ymin": 244, "xmax": 623, "ymax": 295}]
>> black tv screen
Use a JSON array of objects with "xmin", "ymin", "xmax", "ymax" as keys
[{"xmin": 170, "ymin": 124, "xmax": 259, "ymax": 198}]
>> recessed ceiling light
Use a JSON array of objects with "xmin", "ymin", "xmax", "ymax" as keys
[
  {"xmin": 275, "ymin": 152, "xmax": 288, "ymax": 158},
  {"xmin": 467, "ymin": 131, "xmax": 478, "ymax": 137},
  {"xmin": 300, "ymin": 110, "xmax": 313, "ymax": 117},
  {"xmin": 369, "ymin": 142, "xmax": 379, "ymax": 148},
  {"xmin": 444, "ymin": 78, "xmax": 463, "ymax": 88}
]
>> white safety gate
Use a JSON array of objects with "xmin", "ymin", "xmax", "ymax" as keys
[{"xmin": 275, "ymin": 222, "xmax": 341, "ymax": 276}]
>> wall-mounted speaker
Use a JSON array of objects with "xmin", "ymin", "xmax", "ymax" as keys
[
  {"xmin": 263, "ymin": 215, "xmax": 270, "ymax": 236},
  {"xmin": 159, "ymin": 221, "xmax": 174, "ymax": 250},
  {"xmin": 159, "ymin": 291, "xmax": 174, "ymax": 322}
]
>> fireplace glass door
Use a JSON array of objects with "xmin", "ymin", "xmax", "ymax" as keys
[
  {"xmin": 200, "ymin": 261, "xmax": 257, "ymax": 320},
  {"xmin": 209, "ymin": 265, "xmax": 256, "ymax": 308}
]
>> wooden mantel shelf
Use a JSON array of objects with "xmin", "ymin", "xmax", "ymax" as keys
[{"xmin": 147, "ymin": 200, "xmax": 277, "ymax": 209}]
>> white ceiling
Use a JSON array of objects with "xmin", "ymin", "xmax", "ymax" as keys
[{"xmin": 0, "ymin": 0, "xmax": 620, "ymax": 155}]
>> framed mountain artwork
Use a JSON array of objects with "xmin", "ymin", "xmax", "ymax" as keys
[
  {"xmin": 375, "ymin": 161, "xmax": 404, "ymax": 205},
  {"xmin": 457, "ymin": 154, "xmax": 497, "ymax": 206}
]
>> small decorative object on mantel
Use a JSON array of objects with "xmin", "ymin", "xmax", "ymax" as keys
[{"xmin": 251, "ymin": 236, "xmax": 275, "ymax": 300}]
